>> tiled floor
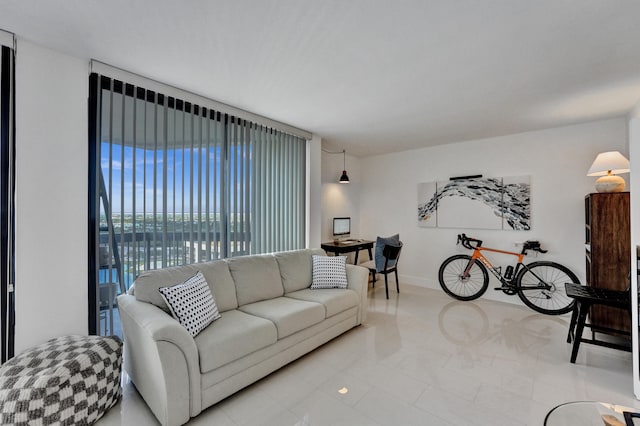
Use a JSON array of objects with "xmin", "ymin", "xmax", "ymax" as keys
[{"xmin": 98, "ymin": 283, "xmax": 640, "ymax": 425}]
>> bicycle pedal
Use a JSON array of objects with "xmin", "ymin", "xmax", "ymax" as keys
[{"xmin": 493, "ymin": 287, "xmax": 505, "ymax": 291}]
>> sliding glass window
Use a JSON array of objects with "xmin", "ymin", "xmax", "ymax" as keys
[
  {"xmin": 0, "ymin": 33, "xmax": 15, "ymax": 363},
  {"xmin": 89, "ymin": 73, "xmax": 306, "ymax": 336}
]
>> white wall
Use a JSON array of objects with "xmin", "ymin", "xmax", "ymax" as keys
[
  {"xmin": 307, "ymin": 135, "xmax": 322, "ymax": 248},
  {"xmin": 355, "ymin": 118, "xmax": 628, "ymax": 304},
  {"xmin": 14, "ymin": 40, "xmax": 88, "ymax": 352},
  {"xmin": 321, "ymin": 151, "xmax": 361, "ymax": 243}
]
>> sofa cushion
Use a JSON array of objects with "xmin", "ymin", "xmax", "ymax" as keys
[
  {"xmin": 311, "ymin": 255, "xmax": 348, "ymax": 289},
  {"xmin": 275, "ymin": 248, "xmax": 326, "ymax": 293},
  {"xmin": 197, "ymin": 260, "xmax": 239, "ymax": 312},
  {"xmin": 194, "ymin": 310, "xmax": 277, "ymax": 373},
  {"xmin": 227, "ymin": 255, "xmax": 284, "ymax": 306},
  {"xmin": 238, "ymin": 297, "xmax": 325, "ymax": 339},
  {"xmin": 285, "ymin": 288, "xmax": 359, "ymax": 319},
  {"xmin": 158, "ymin": 271, "xmax": 221, "ymax": 337},
  {"xmin": 132, "ymin": 260, "xmax": 237, "ymax": 313}
]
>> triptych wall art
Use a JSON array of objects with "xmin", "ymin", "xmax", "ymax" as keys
[{"xmin": 417, "ymin": 176, "xmax": 531, "ymax": 230}]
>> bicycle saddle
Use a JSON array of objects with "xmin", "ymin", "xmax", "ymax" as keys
[{"xmin": 523, "ymin": 240, "xmax": 547, "ymax": 253}]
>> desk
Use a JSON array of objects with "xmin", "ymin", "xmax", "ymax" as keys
[{"xmin": 321, "ymin": 240, "xmax": 374, "ymax": 265}]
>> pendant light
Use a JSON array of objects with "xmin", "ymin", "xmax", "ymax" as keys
[
  {"xmin": 339, "ymin": 150, "xmax": 350, "ymax": 183},
  {"xmin": 322, "ymin": 148, "xmax": 350, "ymax": 184}
]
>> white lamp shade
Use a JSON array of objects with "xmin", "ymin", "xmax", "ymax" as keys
[{"xmin": 587, "ymin": 151, "xmax": 630, "ymax": 176}]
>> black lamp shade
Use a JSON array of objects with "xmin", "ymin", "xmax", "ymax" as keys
[{"xmin": 339, "ymin": 170, "xmax": 350, "ymax": 183}]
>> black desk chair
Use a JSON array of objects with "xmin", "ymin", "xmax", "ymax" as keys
[
  {"xmin": 362, "ymin": 242, "xmax": 403, "ymax": 299},
  {"xmin": 564, "ymin": 282, "xmax": 632, "ymax": 364}
]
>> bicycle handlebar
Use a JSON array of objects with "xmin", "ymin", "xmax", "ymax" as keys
[
  {"xmin": 457, "ymin": 233, "xmax": 482, "ymax": 250},
  {"xmin": 457, "ymin": 233, "xmax": 548, "ymax": 254}
]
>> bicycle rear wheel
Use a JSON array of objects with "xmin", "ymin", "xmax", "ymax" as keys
[
  {"xmin": 515, "ymin": 261, "xmax": 579, "ymax": 315},
  {"xmin": 438, "ymin": 254, "xmax": 489, "ymax": 301}
]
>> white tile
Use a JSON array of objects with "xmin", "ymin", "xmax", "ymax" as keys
[
  {"xmin": 96, "ymin": 284, "xmax": 638, "ymax": 426},
  {"xmin": 415, "ymin": 385, "xmax": 526, "ymax": 426},
  {"xmin": 354, "ymin": 387, "xmax": 453, "ymax": 426},
  {"xmin": 187, "ymin": 406, "xmax": 236, "ymax": 426},
  {"xmin": 532, "ymin": 380, "xmax": 588, "ymax": 408},
  {"xmin": 289, "ymin": 390, "xmax": 378, "ymax": 425},
  {"xmin": 284, "ymin": 352, "xmax": 341, "ymax": 387},
  {"xmin": 317, "ymin": 371, "xmax": 372, "ymax": 406},
  {"xmin": 218, "ymin": 385, "xmax": 279, "ymax": 425},
  {"xmin": 252, "ymin": 367, "xmax": 319, "ymax": 409},
  {"xmin": 409, "ymin": 363, "xmax": 482, "ymax": 402},
  {"xmin": 347, "ymin": 358, "xmax": 427, "ymax": 403},
  {"xmin": 473, "ymin": 382, "xmax": 538, "ymax": 422},
  {"xmin": 245, "ymin": 408, "xmax": 299, "ymax": 426},
  {"xmin": 307, "ymin": 330, "xmax": 370, "ymax": 368}
]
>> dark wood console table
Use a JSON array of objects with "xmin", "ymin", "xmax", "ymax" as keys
[{"xmin": 321, "ymin": 240, "xmax": 374, "ymax": 265}]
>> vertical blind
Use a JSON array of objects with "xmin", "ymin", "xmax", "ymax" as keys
[
  {"xmin": 250, "ymin": 124, "xmax": 305, "ymax": 253},
  {"xmin": 89, "ymin": 73, "xmax": 307, "ymax": 336},
  {"xmin": 0, "ymin": 34, "xmax": 15, "ymax": 362},
  {"xmin": 227, "ymin": 118, "xmax": 306, "ymax": 255}
]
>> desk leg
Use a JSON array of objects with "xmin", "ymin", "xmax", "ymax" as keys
[
  {"xmin": 367, "ymin": 247, "xmax": 373, "ymax": 260},
  {"xmin": 354, "ymin": 250, "xmax": 360, "ymax": 265}
]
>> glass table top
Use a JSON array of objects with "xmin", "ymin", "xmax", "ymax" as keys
[{"xmin": 545, "ymin": 401, "xmax": 640, "ymax": 426}]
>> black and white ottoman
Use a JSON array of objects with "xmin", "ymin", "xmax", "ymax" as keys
[{"xmin": 0, "ymin": 335, "xmax": 122, "ymax": 425}]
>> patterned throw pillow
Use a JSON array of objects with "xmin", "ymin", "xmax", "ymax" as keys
[
  {"xmin": 311, "ymin": 255, "xmax": 348, "ymax": 289},
  {"xmin": 158, "ymin": 271, "xmax": 221, "ymax": 337}
]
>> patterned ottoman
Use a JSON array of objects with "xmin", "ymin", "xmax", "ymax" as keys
[{"xmin": 0, "ymin": 335, "xmax": 122, "ymax": 426}]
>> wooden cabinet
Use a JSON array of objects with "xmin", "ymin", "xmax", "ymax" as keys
[{"xmin": 584, "ymin": 192, "xmax": 631, "ymax": 333}]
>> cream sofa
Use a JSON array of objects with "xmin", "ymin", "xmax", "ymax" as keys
[{"xmin": 117, "ymin": 248, "xmax": 368, "ymax": 426}]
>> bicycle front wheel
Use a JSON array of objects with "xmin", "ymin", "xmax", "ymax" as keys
[
  {"xmin": 438, "ymin": 254, "xmax": 489, "ymax": 301},
  {"xmin": 515, "ymin": 261, "xmax": 579, "ymax": 315}
]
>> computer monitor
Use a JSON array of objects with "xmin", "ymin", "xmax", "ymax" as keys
[{"xmin": 333, "ymin": 217, "xmax": 351, "ymax": 238}]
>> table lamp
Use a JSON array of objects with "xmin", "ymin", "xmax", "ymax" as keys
[{"xmin": 587, "ymin": 151, "xmax": 630, "ymax": 193}]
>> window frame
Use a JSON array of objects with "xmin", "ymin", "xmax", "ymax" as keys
[
  {"xmin": 0, "ymin": 40, "xmax": 16, "ymax": 362},
  {"xmin": 88, "ymin": 71, "xmax": 308, "ymax": 336}
]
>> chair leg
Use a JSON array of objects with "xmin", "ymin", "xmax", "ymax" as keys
[
  {"xmin": 570, "ymin": 301, "xmax": 589, "ymax": 364},
  {"xmin": 384, "ymin": 273, "xmax": 389, "ymax": 299},
  {"xmin": 567, "ymin": 303, "xmax": 578, "ymax": 343},
  {"xmin": 395, "ymin": 269, "xmax": 399, "ymax": 294},
  {"xmin": 371, "ymin": 272, "xmax": 376, "ymax": 287}
]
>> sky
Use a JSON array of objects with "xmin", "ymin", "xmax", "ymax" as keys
[{"xmin": 101, "ymin": 142, "xmax": 250, "ymax": 216}]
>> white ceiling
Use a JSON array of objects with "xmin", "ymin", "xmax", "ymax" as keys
[{"xmin": 1, "ymin": 0, "xmax": 640, "ymax": 157}]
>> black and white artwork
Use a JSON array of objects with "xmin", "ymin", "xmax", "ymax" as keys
[
  {"xmin": 416, "ymin": 181, "xmax": 437, "ymax": 228},
  {"xmin": 417, "ymin": 176, "xmax": 531, "ymax": 230}
]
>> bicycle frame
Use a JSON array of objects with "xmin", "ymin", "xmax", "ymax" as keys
[
  {"xmin": 464, "ymin": 246, "xmax": 553, "ymax": 292},
  {"xmin": 465, "ymin": 246, "xmax": 524, "ymax": 287}
]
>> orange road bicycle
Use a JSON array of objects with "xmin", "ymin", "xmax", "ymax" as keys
[{"xmin": 438, "ymin": 234, "xmax": 580, "ymax": 315}]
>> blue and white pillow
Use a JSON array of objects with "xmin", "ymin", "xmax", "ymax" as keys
[
  {"xmin": 311, "ymin": 255, "xmax": 348, "ymax": 289},
  {"xmin": 159, "ymin": 271, "xmax": 221, "ymax": 337},
  {"xmin": 375, "ymin": 234, "xmax": 400, "ymax": 272}
]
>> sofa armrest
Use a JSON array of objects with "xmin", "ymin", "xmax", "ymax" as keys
[
  {"xmin": 117, "ymin": 294, "xmax": 201, "ymax": 426},
  {"xmin": 346, "ymin": 264, "xmax": 369, "ymax": 324}
]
